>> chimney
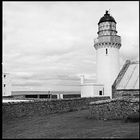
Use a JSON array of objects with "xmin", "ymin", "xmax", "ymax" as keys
[{"xmin": 80, "ymin": 75, "xmax": 85, "ymax": 84}]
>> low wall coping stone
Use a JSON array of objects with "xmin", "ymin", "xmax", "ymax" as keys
[
  {"xmin": 90, "ymin": 97, "xmax": 139, "ymax": 105},
  {"xmin": 3, "ymin": 96, "xmax": 110, "ymax": 106}
]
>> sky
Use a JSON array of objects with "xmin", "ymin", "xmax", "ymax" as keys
[{"xmin": 3, "ymin": 1, "xmax": 139, "ymax": 91}]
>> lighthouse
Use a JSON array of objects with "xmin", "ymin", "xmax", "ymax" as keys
[{"xmin": 94, "ymin": 11, "xmax": 121, "ymax": 98}]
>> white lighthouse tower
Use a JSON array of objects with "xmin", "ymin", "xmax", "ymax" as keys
[{"xmin": 94, "ymin": 11, "xmax": 121, "ymax": 98}]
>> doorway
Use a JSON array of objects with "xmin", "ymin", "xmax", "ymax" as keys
[{"xmin": 99, "ymin": 90, "xmax": 103, "ymax": 95}]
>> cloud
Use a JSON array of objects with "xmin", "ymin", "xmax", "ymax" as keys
[{"xmin": 3, "ymin": 2, "xmax": 139, "ymax": 91}]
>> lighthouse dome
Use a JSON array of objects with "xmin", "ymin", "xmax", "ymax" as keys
[{"xmin": 98, "ymin": 10, "xmax": 116, "ymax": 24}]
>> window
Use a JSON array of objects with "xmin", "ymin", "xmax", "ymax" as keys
[
  {"xmin": 25, "ymin": 95, "xmax": 38, "ymax": 98},
  {"xmin": 39, "ymin": 94, "xmax": 50, "ymax": 98},
  {"xmin": 63, "ymin": 94, "xmax": 81, "ymax": 99},
  {"xmin": 99, "ymin": 91, "xmax": 102, "ymax": 95},
  {"xmin": 4, "ymin": 84, "xmax": 6, "ymax": 87},
  {"xmin": 4, "ymin": 75, "xmax": 6, "ymax": 78},
  {"xmin": 106, "ymin": 48, "xmax": 108, "ymax": 55}
]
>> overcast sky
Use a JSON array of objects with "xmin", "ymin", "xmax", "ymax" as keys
[{"xmin": 3, "ymin": 1, "xmax": 139, "ymax": 91}]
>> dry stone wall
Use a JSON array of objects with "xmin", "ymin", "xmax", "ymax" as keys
[
  {"xmin": 89, "ymin": 97, "xmax": 139, "ymax": 120},
  {"xmin": 112, "ymin": 89, "xmax": 139, "ymax": 98},
  {"xmin": 3, "ymin": 97, "xmax": 109, "ymax": 119}
]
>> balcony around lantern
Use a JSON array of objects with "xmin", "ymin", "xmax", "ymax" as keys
[{"xmin": 94, "ymin": 35, "xmax": 121, "ymax": 45}]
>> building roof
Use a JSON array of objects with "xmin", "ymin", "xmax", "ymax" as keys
[
  {"xmin": 98, "ymin": 10, "xmax": 116, "ymax": 25},
  {"xmin": 113, "ymin": 60, "xmax": 139, "ymax": 90}
]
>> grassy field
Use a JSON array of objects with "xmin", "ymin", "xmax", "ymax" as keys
[{"xmin": 2, "ymin": 109, "xmax": 139, "ymax": 139}]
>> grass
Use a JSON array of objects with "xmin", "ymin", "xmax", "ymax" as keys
[{"xmin": 2, "ymin": 109, "xmax": 139, "ymax": 139}]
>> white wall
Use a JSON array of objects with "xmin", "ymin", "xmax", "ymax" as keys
[
  {"xmin": 96, "ymin": 47, "xmax": 120, "ymax": 98},
  {"xmin": 57, "ymin": 93, "xmax": 63, "ymax": 99},
  {"xmin": 3, "ymin": 73, "xmax": 12, "ymax": 96},
  {"xmin": 81, "ymin": 83, "xmax": 104, "ymax": 97},
  {"xmin": 94, "ymin": 85, "xmax": 104, "ymax": 96}
]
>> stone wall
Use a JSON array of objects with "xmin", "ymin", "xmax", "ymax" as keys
[
  {"xmin": 89, "ymin": 98, "xmax": 139, "ymax": 120},
  {"xmin": 113, "ymin": 89, "xmax": 139, "ymax": 98},
  {"xmin": 3, "ymin": 96, "xmax": 109, "ymax": 119}
]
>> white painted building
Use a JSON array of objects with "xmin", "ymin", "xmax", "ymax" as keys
[
  {"xmin": 80, "ymin": 75, "xmax": 104, "ymax": 98},
  {"xmin": 81, "ymin": 11, "xmax": 121, "ymax": 98},
  {"xmin": 2, "ymin": 73, "xmax": 12, "ymax": 96},
  {"xmin": 81, "ymin": 83, "xmax": 104, "ymax": 97}
]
